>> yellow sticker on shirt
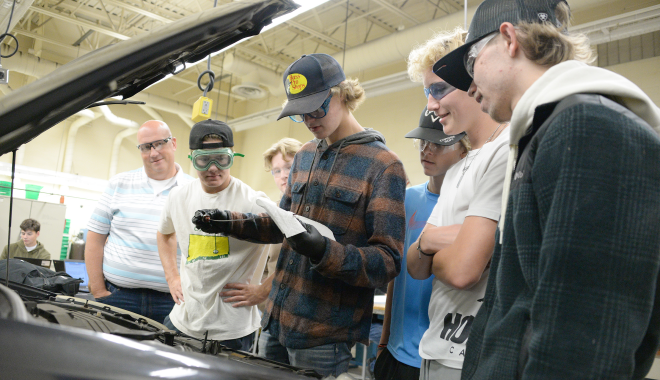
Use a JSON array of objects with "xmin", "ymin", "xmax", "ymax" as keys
[
  {"xmin": 187, "ymin": 235, "xmax": 229, "ymax": 263},
  {"xmin": 286, "ymin": 73, "xmax": 307, "ymax": 94}
]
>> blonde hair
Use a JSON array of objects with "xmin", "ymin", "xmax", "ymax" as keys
[
  {"xmin": 408, "ymin": 28, "xmax": 467, "ymax": 83},
  {"xmin": 459, "ymin": 135, "xmax": 471, "ymax": 152},
  {"xmin": 263, "ymin": 137, "xmax": 303, "ymax": 171},
  {"xmin": 515, "ymin": 2, "xmax": 595, "ymax": 65},
  {"xmin": 329, "ymin": 78, "xmax": 366, "ymax": 112}
]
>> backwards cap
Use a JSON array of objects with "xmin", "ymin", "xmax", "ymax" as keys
[{"xmin": 433, "ymin": 0, "xmax": 567, "ymax": 91}]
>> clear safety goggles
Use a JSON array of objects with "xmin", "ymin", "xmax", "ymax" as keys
[
  {"xmin": 188, "ymin": 148, "xmax": 244, "ymax": 171},
  {"xmin": 464, "ymin": 32, "xmax": 498, "ymax": 78},
  {"xmin": 413, "ymin": 139, "xmax": 460, "ymax": 154}
]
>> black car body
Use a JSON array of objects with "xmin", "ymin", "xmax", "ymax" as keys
[{"xmin": 0, "ymin": 280, "xmax": 323, "ymax": 379}]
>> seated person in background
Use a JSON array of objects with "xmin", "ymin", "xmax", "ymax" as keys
[
  {"xmin": 219, "ymin": 137, "xmax": 303, "ymax": 362},
  {"xmin": 1, "ymin": 218, "xmax": 51, "ymax": 260},
  {"xmin": 375, "ymin": 106, "xmax": 468, "ymax": 380},
  {"xmin": 157, "ymin": 119, "xmax": 270, "ymax": 351}
]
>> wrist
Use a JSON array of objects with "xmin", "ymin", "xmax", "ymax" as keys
[
  {"xmin": 259, "ymin": 282, "xmax": 271, "ymax": 297},
  {"xmin": 165, "ymin": 272, "xmax": 179, "ymax": 282},
  {"xmin": 417, "ymin": 231, "xmax": 435, "ymax": 259}
]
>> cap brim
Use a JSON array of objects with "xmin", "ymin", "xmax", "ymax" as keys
[
  {"xmin": 277, "ymin": 89, "xmax": 331, "ymax": 120},
  {"xmin": 405, "ymin": 128, "xmax": 465, "ymax": 146},
  {"xmin": 432, "ymin": 42, "xmax": 474, "ymax": 92}
]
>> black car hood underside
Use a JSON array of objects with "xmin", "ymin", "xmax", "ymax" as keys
[
  {"xmin": 0, "ymin": 0, "xmax": 296, "ymax": 156},
  {"xmin": 1, "ymin": 281, "xmax": 323, "ymax": 379}
]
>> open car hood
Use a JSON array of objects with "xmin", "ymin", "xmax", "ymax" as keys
[
  {"xmin": 0, "ymin": 281, "xmax": 323, "ymax": 379},
  {"xmin": 0, "ymin": 0, "xmax": 297, "ymax": 156}
]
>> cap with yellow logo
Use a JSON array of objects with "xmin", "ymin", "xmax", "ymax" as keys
[{"xmin": 277, "ymin": 54, "xmax": 346, "ymax": 120}]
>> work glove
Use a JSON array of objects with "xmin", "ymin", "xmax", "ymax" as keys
[
  {"xmin": 192, "ymin": 209, "xmax": 232, "ymax": 235},
  {"xmin": 286, "ymin": 222, "xmax": 327, "ymax": 262}
]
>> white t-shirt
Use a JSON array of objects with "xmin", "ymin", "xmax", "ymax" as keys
[
  {"xmin": 420, "ymin": 128, "xmax": 509, "ymax": 369},
  {"xmin": 148, "ymin": 175, "xmax": 178, "ymax": 196},
  {"xmin": 158, "ymin": 177, "xmax": 269, "ymax": 340}
]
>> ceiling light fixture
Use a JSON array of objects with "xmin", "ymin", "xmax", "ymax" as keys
[
  {"xmin": 142, "ymin": 0, "xmax": 333, "ymax": 94},
  {"xmin": 207, "ymin": 0, "xmax": 333, "ymax": 59}
]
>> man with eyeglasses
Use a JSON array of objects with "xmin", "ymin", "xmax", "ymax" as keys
[
  {"xmin": 156, "ymin": 119, "xmax": 269, "ymax": 350},
  {"xmin": 432, "ymin": 0, "xmax": 660, "ymax": 379},
  {"xmin": 86, "ymin": 120, "xmax": 193, "ymax": 323}
]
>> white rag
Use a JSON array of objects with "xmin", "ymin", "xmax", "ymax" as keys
[{"xmin": 256, "ymin": 198, "xmax": 335, "ymax": 241}]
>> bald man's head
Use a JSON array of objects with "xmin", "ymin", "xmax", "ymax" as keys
[{"xmin": 136, "ymin": 120, "xmax": 178, "ymax": 180}]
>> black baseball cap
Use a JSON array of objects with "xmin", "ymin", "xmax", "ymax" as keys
[
  {"xmin": 405, "ymin": 106, "xmax": 466, "ymax": 145},
  {"xmin": 277, "ymin": 54, "xmax": 346, "ymax": 120},
  {"xmin": 433, "ymin": 0, "xmax": 567, "ymax": 91},
  {"xmin": 189, "ymin": 119, "xmax": 234, "ymax": 149}
]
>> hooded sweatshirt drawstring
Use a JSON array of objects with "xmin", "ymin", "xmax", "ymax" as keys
[
  {"xmin": 295, "ymin": 129, "xmax": 386, "ymax": 220},
  {"xmin": 295, "ymin": 140, "xmax": 323, "ymax": 215}
]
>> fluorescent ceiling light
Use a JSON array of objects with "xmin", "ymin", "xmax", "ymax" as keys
[
  {"xmin": 209, "ymin": 0, "xmax": 333, "ymax": 58},
  {"xmin": 146, "ymin": 0, "xmax": 332, "ymax": 91},
  {"xmin": 263, "ymin": 0, "xmax": 333, "ymax": 32}
]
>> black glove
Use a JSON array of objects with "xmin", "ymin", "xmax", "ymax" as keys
[
  {"xmin": 286, "ymin": 222, "xmax": 327, "ymax": 262},
  {"xmin": 192, "ymin": 209, "xmax": 232, "ymax": 235}
]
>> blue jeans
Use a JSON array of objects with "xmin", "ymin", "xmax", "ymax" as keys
[
  {"xmin": 163, "ymin": 315, "xmax": 254, "ymax": 351},
  {"xmin": 94, "ymin": 280, "xmax": 174, "ymax": 324},
  {"xmin": 257, "ymin": 328, "xmax": 352, "ymax": 377},
  {"xmin": 258, "ymin": 328, "xmax": 290, "ymax": 364},
  {"xmin": 288, "ymin": 342, "xmax": 353, "ymax": 377}
]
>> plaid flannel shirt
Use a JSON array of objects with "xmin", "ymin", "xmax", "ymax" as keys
[{"xmin": 228, "ymin": 130, "xmax": 406, "ymax": 348}]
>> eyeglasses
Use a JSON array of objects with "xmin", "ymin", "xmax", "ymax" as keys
[
  {"xmin": 464, "ymin": 32, "xmax": 498, "ymax": 78},
  {"xmin": 271, "ymin": 165, "xmax": 292, "ymax": 178},
  {"xmin": 413, "ymin": 139, "xmax": 460, "ymax": 154},
  {"xmin": 137, "ymin": 137, "xmax": 172, "ymax": 153},
  {"xmin": 289, "ymin": 94, "xmax": 333, "ymax": 123},
  {"xmin": 188, "ymin": 148, "xmax": 244, "ymax": 171},
  {"xmin": 424, "ymin": 81, "xmax": 456, "ymax": 101}
]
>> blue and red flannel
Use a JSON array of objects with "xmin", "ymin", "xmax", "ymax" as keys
[{"xmin": 228, "ymin": 129, "xmax": 406, "ymax": 348}]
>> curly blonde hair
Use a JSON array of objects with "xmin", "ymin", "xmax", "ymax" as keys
[
  {"xmin": 408, "ymin": 28, "xmax": 467, "ymax": 83},
  {"xmin": 263, "ymin": 137, "xmax": 303, "ymax": 171},
  {"xmin": 515, "ymin": 2, "xmax": 595, "ymax": 66},
  {"xmin": 329, "ymin": 78, "xmax": 366, "ymax": 112}
]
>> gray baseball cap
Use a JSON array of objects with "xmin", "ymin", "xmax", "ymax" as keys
[{"xmin": 433, "ymin": 0, "xmax": 568, "ymax": 91}]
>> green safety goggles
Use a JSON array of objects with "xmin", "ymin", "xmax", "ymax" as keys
[{"xmin": 188, "ymin": 148, "xmax": 244, "ymax": 171}]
